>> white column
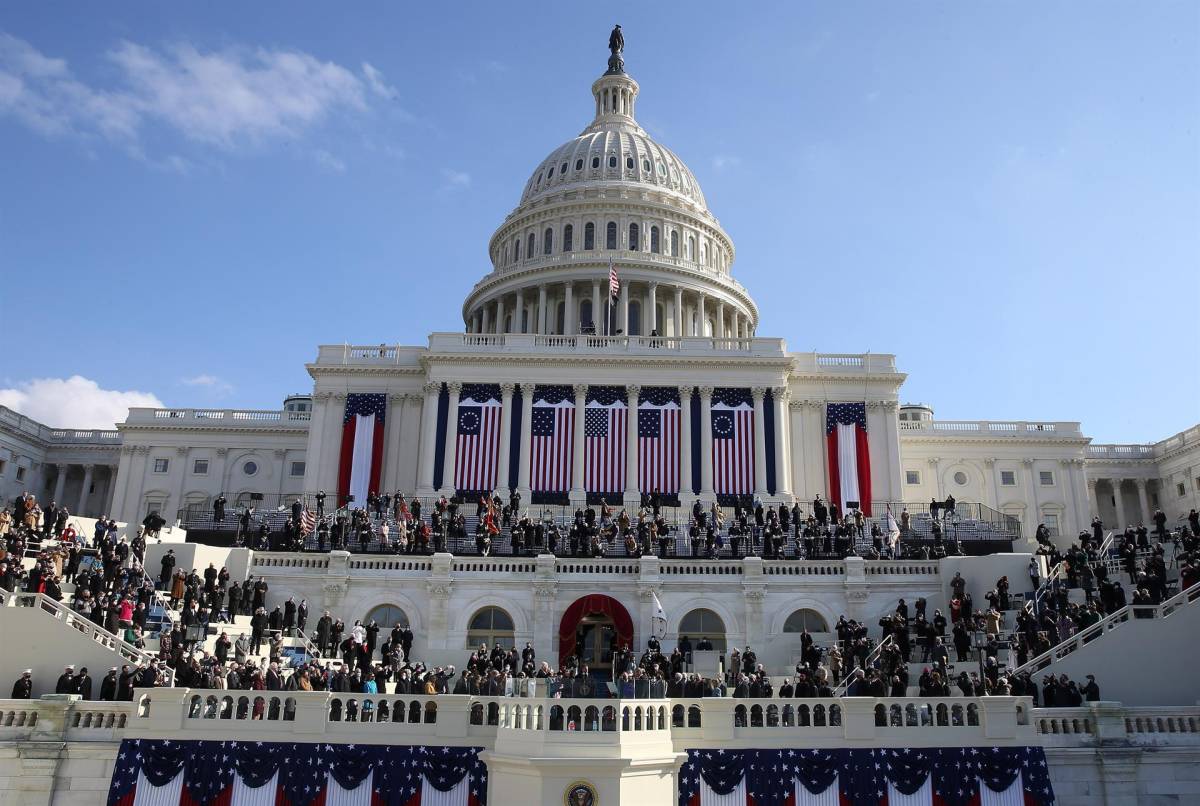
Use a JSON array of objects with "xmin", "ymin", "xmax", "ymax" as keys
[
  {"xmin": 715, "ymin": 301, "xmax": 726, "ymax": 339},
  {"xmin": 789, "ymin": 400, "xmax": 806, "ymax": 501},
  {"xmin": 679, "ymin": 386, "xmax": 693, "ymax": 498},
  {"xmin": 1111, "ymin": 478, "xmax": 1128, "ymax": 529},
  {"xmin": 514, "ymin": 289, "xmax": 525, "ymax": 333},
  {"xmin": 752, "ymin": 387, "xmax": 768, "ymax": 498},
  {"xmin": 673, "ymin": 286, "xmax": 683, "ymax": 338},
  {"xmin": 537, "ymin": 285, "xmax": 548, "ymax": 335},
  {"xmin": 441, "ymin": 382, "xmax": 462, "ymax": 493},
  {"xmin": 52, "ymin": 464, "xmax": 68, "ymax": 504},
  {"xmin": 570, "ymin": 384, "xmax": 587, "ymax": 502},
  {"xmin": 481, "ymin": 303, "xmax": 491, "ymax": 335},
  {"xmin": 1134, "ymin": 478, "xmax": 1151, "ymax": 525},
  {"xmin": 564, "ymin": 282, "xmax": 575, "ymax": 335},
  {"xmin": 517, "ymin": 383, "xmax": 534, "ymax": 500},
  {"xmin": 699, "ymin": 386, "xmax": 714, "ymax": 499},
  {"xmin": 77, "ymin": 464, "xmax": 95, "ymax": 515},
  {"xmin": 882, "ymin": 401, "xmax": 903, "ymax": 503},
  {"xmin": 1023, "ymin": 459, "xmax": 1041, "ymax": 536},
  {"xmin": 647, "ymin": 283, "xmax": 658, "ymax": 334},
  {"xmin": 495, "ymin": 298, "xmax": 506, "ymax": 334},
  {"xmin": 497, "ymin": 383, "xmax": 515, "ymax": 494},
  {"xmin": 382, "ymin": 393, "xmax": 406, "ymax": 493},
  {"xmin": 625, "ymin": 385, "xmax": 640, "ymax": 501},
  {"xmin": 591, "ymin": 280, "xmax": 601, "ymax": 333},
  {"xmin": 416, "ymin": 383, "xmax": 441, "ymax": 494},
  {"xmin": 772, "ymin": 388, "xmax": 791, "ymax": 499},
  {"xmin": 619, "ymin": 281, "xmax": 630, "ymax": 334},
  {"xmin": 696, "ymin": 293, "xmax": 706, "ymax": 336},
  {"xmin": 1086, "ymin": 478, "xmax": 1099, "ymax": 520}
]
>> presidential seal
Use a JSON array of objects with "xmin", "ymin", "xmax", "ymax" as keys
[{"xmin": 564, "ymin": 780, "xmax": 598, "ymax": 806}]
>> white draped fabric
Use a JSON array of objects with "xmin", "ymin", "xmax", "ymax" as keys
[
  {"xmin": 422, "ymin": 775, "xmax": 471, "ymax": 806},
  {"xmin": 698, "ymin": 778, "xmax": 746, "ymax": 806},
  {"xmin": 836, "ymin": 422, "xmax": 859, "ymax": 509},
  {"xmin": 230, "ymin": 772, "xmax": 279, "ymax": 806},
  {"xmin": 886, "ymin": 777, "xmax": 932, "ymax": 806},
  {"xmin": 793, "ymin": 775, "xmax": 840, "ymax": 806},
  {"xmin": 131, "ymin": 770, "xmax": 183, "ymax": 806},
  {"xmin": 326, "ymin": 772, "xmax": 374, "ymax": 806},
  {"xmin": 979, "ymin": 773, "xmax": 1025, "ymax": 806},
  {"xmin": 348, "ymin": 412, "xmax": 376, "ymax": 505}
]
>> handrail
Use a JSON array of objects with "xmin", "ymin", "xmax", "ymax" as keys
[
  {"xmin": 1009, "ymin": 581, "xmax": 1200, "ymax": 677},
  {"xmin": 832, "ymin": 635, "xmax": 895, "ymax": 697}
]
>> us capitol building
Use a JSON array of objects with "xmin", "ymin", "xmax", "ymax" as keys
[{"xmin": 2, "ymin": 31, "xmax": 1200, "ymax": 806}]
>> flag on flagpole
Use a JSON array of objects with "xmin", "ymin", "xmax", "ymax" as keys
[
  {"xmin": 336, "ymin": 393, "xmax": 387, "ymax": 507},
  {"xmin": 609, "ymin": 258, "xmax": 620, "ymax": 298},
  {"xmin": 825, "ymin": 402, "xmax": 872, "ymax": 513},
  {"xmin": 650, "ymin": 590, "xmax": 667, "ymax": 639},
  {"xmin": 301, "ymin": 506, "xmax": 316, "ymax": 536}
]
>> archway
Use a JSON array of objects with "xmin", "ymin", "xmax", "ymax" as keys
[{"xmin": 558, "ymin": 594, "xmax": 634, "ymax": 669}]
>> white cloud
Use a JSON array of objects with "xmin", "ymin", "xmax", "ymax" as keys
[
  {"xmin": 0, "ymin": 31, "xmax": 375, "ymax": 151},
  {"xmin": 0, "ymin": 376, "xmax": 163, "ymax": 429},
  {"xmin": 711, "ymin": 154, "xmax": 742, "ymax": 171},
  {"xmin": 312, "ymin": 148, "xmax": 346, "ymax": 173},
  {"xmin": 180, "ymin": 374, "xmax": 234, "ymax": 395},
  {"xmin": 361, "ymin": 62, "xmax": 397, "ymax": 100},
  {"xmin": 441, "ymin": 168, "xmax": 471, "ymax": 190}
]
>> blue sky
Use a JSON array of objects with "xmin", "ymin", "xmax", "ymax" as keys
[{"xmin": 0, "ymin": 2, "xmax": 1196, "ymax": 443}]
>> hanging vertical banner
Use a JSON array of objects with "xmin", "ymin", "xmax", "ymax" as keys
[
  {"xmin": 454, "ymin": 383, "xmax": 502, "ymax": 494},
  {"xmin": 825, "ymin": 402, "xmax": 872, "ymax": 513},
  {"xmin": 337, "ymin": 393, "xmax": 387, "ymax": 507},
  {"xmin": 638, "ymin": 386, "xmax": 681, "ymax": 496},
  {"xmin": 530, "ymin": 385, "xmax": 574, "ymax": 494},
  {"xmin": 585, "ymin": 386, "xmax": 626, "ymax": 496},
  {"xmin": 710, "ymin": 387, "xmax": 754, "ymax": 497}
]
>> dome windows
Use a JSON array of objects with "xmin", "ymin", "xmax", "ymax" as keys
[
  {"xmin": 546, "ymin": 166, "xmax": 553, "ymax": 180},
  {"xmin": 626, "ymin": 156, "xmax": 634, "ymax": 170},
  {"xmin": 643, "ymin": 159, "xmax": 651, "ymax": 172},
  {"xmin": 563, "ymin": 224, "xmax": 574, "ymax": 252},
  {"xmin": 608, "ymin": 155, "xmax": 617, "ymax": 169},
  {"xmin": 543, "ymin": 228, "xmax": 553, "ymax": 255},
  {"xmin": 575, "ymin": 159, "xmax": 583, "ymax": 171},
  {"xmin": 592, "ymin": 156, "xmax": 600, "ymax": 169},
  {"xmin": 560, "ymin": 162, "xmax": 568, "ymax": 175},
  {"xmin": 650, "ymin": 226, "xmax": 660, "ymax": 254},
  {"xmin": 526, "ymin": 233, "xmax": 535, "ymax": 260},
  {"xmin": 584, "ymin": 222, "xmax": 595, "ymax": 250},
  {"xmin": 657, "ymin": 161, "xmax": 666, "ymax": 177},
  {"xmin": 514, "ymin": 237, "xmax": 521, "ymax": 262},
  {"xmin": 670, "ymin": 230, "xmax": 679, "ymax": 257},
  {"xmin": 628, "ymin": 223, "xmax": 640, "ymax": 251},
  {"xmin": 606, "ymin": 222, "xmax": 617, "ymax": 250}
]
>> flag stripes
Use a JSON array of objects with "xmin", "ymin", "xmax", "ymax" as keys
[
  {"xmin": 638, "ymin": 387, "xmax": 681, "ymax": 496},
  {"xmin": 336, "ymin": 393, "xmax": 387, "ymax": 508},
  {"xmin": 530, "ymin": 386, "xmax": 575, "ymax": 494},
  {"xmin": 584, "ymin": 402, "xmax": 626, "ymax": 495},
  {"xmin": 454, "ymin": 390, "xmax": 502, "ymax": 493},
  {"xmin": 711, "ymin": 388, "xmax": 754, "ymax": 497},
  {"xmin": 825, "ymin": 402, "xmax": 872, "ymax": 513}
]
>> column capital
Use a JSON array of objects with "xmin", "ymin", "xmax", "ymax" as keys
[
  {"xmin": 648, "ymin": 280, "xmax": 659, "ymax": 291},
  {"xmin": 1086, "ymin": 477, "xmax": 1098, "ymax": 489},
  {"xmin": 313, "ymin": 391, "xmax": 334, "ymax": 402},
  {"xmin": 446, "ymin": 381, "xmax": 463, "ymax": 394},
  {"xmin": 499, "ymin": 382, "xmax": 516, "ymax": 396},
  {"xmin": 926, "ymin": 457, "xmax": 941, "ymax": 466},
  {"xmin": 772, "ymin": 386, "xmax": 790, "ymax": 401},
  {"xmin": 388, "ymin": 393, "xmax": 405, "ymax": 404},
  {"xmin": 216, "ymin": 447, "xmax": 229, "ymax": 456},
  {"xmin": 55, "ymin": 462, "xmax": 69, "ymax": 471},
  {"xmin": 1021, "ymin": 458, "xmax": 1035, "ymax": 468},
  {"xmin": 572, "ymin": 383, "xmax": 588, "ymax": 397},
  {"xmin": 626, "ymin": 384, "xmax": 641, "ymax": 398},
  {"xmin": 679, "ymin": 386, "xmax": 694, "ymax": 401},
  {"xmin": 751, "ymin": 387, "xmax": 766, "ymax": 401},
  {"xmin": 333, "ymin": 392, "xmax": 347, "ymax": 402},
  {"xmin": 1133, "ymin": 477, "xmax": 1147, "ymax": 489},
  {"xmin": 788, "ymin": 399, "xmax": 804, "ymax": 411},
  {"xmin": 1108, "ymin": 476, "xmax": 1123, "ymax": 486},
  {"xmin": 423, "ymin": 382, "xmax": 441, "ymax": 396},
  {"xmin": 175, "ymin": 447, "xmax": 188, "ymax": 456},
  {"xmin": 698, "ymin": 386, "xmax": 714, "ymax": 398}
]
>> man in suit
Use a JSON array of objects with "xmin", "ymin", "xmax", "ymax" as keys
[
  {"xmin": 213, "ymin": 493, "xmax": 227, "ymax": 523},
  {"xmin": 99, "ymin": 668, "xmax": 118, "ymax": 701},
  {"xmin": 74, "ymin": 667, "xmax": 93, "ymax": 700}
]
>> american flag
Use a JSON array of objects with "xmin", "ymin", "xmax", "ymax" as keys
[
  {"xmin": 609, "ymin": 258, "xmax": 620, "ymax": 298},
  {"xmin": 530, "ymin": 385, "xmax": 575, "ymax": 494},
  {"xmin": 826, "ymin": 401, "xmax": 872, "ymax": 513},
  {"xmin": 638, "ymin": 386, "xmax": 680, "ymax": 495},
  {"xmin": 337, "ymin": 393, "xmax": 387, "ymax": 509},
  {"xmin": 300, "ymin": 507, "xmax": 316, "ymax": 536},
  {"xmin": 107, "ymin": 738, "xmax": 488, "ymax": 806},
  {"xmin": 677, "ymin": 746, "xmax": 1055, "ymax": 806},
  {"xmin": 711, "ymin": 387, "xmax": 754, "ymax": 497},
  {"xmin": 584, "ymin": 386, "xmax": 627, "ymax": 495},
  {"xmin": 455, "ymin": 384, "xmax": 502, "ymax": 494}
]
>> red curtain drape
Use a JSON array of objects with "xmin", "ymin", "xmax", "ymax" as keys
[{"xmin": 557, "ymin": 594, "xmax": 635, "ymax": 663}]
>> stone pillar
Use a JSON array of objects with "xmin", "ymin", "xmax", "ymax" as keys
[
  {"xmin": 425, "ymin": 568, "xmax": 453, "ymax": 651},
  {"xmin": 52, "ymin": 464, "xmax": 68, "ymax": 505},
  {"xmin": 532, "ymin": 576, "xmax": 558, "ymax": 663},
  {"xmin": 481, "ymin": 302, "xmax": 491, "ymax": 334},
  {"xmin": 514, "ymin": 289, "xmax": 525, "ymax": 333},
  {"xmin": 699, "ymin": 386, "xmax": 714, "ymax": 499},
  {"xmin": 441, "ymin": 382, "xmax": 462, "ymax": 493},
  {"xmin": 696, "ymin": 293, "xmax": 706, "ymax": 336},
  {"xmin": 647, "ymin": 282, "xmax": 658, "ymax": 333},
  {"xmin": 679, "ymin": 386, "xmax": 694, "ymax": 498},
  {"xmin": 537, "ymin": 285, "xmax": 548, "ymax": 335},
  {"xmin": 517, "ymin": 383, "xmax": 534, "ymax": 501},
  {"xmin": 752, "ymin": 387, "xmax": 769, "ymax": 498},
  {"xmin": 1096, "ymin": 746, "xmax": 1144, "ymax": 805},
  {"xmin": 381, "ymin": 393, "xmax": 406, "ymax": 494},
  {"xmin": 715, "ymin": 301, "xmax": 726, "ymax": 339},
  {"xmin": 788, "ymin": 400, "xmax": 806, "ymax": 501},
  {"xmin": 673, "ymin": 286, "xmax": 684, "ymax": 338},
  {"xmin": 619, "ymin": 280, "xmax": 630, "ymax": 334},
  {"xmin": 1086, "ymin": 477, "xmax": 1099, "ymax": 520},
  {"xmin": 591, "ymin": 280, "xmax": 601, "ymax": 332},
  {"xmin": 570, "ymin": 384, "xmax": 587, "ymax": 503},
  {"xmin": 563, "ymin": 282, "xmax": 575, "ymax": 335},
  {"xmin": 77, "ymin": 464, "xmax": 95, "ymax": 515},
  {"xmin": 416, "ymin": 382, "xmax": 441, "ymax": 495},
  {"xmin": 772, "ymin": 388, "xmax": 791, "ymax": 499},
  {"xmin": 625, "ymin": 385, "xmax": 641, "ymax": 502},
  {"xmin": 495, "ymin": 297, "xmax": 506, "ymax": 334},
  {"xmin": 1112, "ymin": 478, "xmax": 1128, "ymax": 529},
  {"xmin": 491, "ymin": 384, "xmax": 513, "ymax": 495},
  {"xmin": 1134, "ymin": 478, "xmax": 1150, "ymax": 525},
  {"xmin": 881, "ymin": 401, "xmax": 903, "ymax": 504}
]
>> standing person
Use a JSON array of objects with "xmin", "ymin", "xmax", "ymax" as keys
[
  {"xmin": 213, "ymin": 493, "xmax": 227, "ymax": 523},
  {"xmin": 11, "ymin": 670, "xmax": 33, "ymax": 699}
]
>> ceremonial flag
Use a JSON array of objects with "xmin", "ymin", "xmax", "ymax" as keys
[
  {"xmin": 609, "ymin": 258, "xmax": 620, "ymax": 298},
  {"xmin": 886, "ymin": 507, "xmax": 901, "ymax": 553},
  {"xmin": 825, "ymin": 402, "xmax": 872, "ymax": 514},
  {"xmin": 585, "ymin": 386, "xmax": 627, "ymax": 496},
  {"xmin": 678, "ymin": 747, "xmax": 1054, "ymax": 806},
  {"xmin": 107, "ymin": 739, "xmax": 488, "ymax": 806},
  {"xmin": 711, "ymin": 388, "xmax": 754, "ymax": 497},
  {"xmin": 455, "ymin": 384, "xmax": 502, "ymax": 494},
  {"xmin": 530, "ymin": 385, "xmax": 575, "ymax": 494},
  {"xmin": 337, "ymin": 393, "xmax": 387, "ymax": 508},
  {"xmin": 650, "ymin": 590, "xmax": 668, "ymax": 639},
  {"xmin": 301, "ymin": 507, "xmax": 316, "ymax": 536},
  {"xmin": 638, "ymin": 387, "xmax": 681, "ymax": 496}
]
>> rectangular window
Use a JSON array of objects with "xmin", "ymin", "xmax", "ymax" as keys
[
  {"xmin": 905, "ymin": 470, "xmax": 920, "ymax": 485},
  {"xmin": 290, "ymin": 461, "xmax": 306, "ymax": 477},
  {"xmin": 15, "ymin": 466, "xmax": 26, "ymax": 482},
  {"xmin": 192, "ymin": 459, "xmax": 209, "ymax": 475},
  {"xmin": 1043, "ymin": 513, "xmax": 1060, "ymax": 535},
  {"xmin": 0, "ymin": 459, "xmax": 6, "ymax": 476},
  {"xmin": 1039, "ymin": 471, "xmax": 1054, "ymax": 486},
  {"xmin": 1000, "ymin": 470, "xmax": 1016, "ymax": 486},
  {"xmin": 153, "ymin": 458, "xmax": 169, "ymax": 473},
  {"xmin": 1179, "ymin": 482, "xmax": 1187, "ymax": 498}
]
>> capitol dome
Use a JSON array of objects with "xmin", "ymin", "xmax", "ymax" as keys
[{"xmin": 462, "ymin": 39, "xmax": 757, "ymax": 341}]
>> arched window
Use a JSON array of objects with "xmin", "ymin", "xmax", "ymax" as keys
[
  {"xmin": 560, "ymin": 162, "xmax": 567, "ymax": 175},
  {"xmin": 783, "ymin": 609, "xmax": 829, "ymax": 634},
  {"xmin": 546, "ymin": 166, "xmax": 554, "ymax": 179},
  {"xmin": 467, "ymin": 607, "xmax": 515, "ymax": 649},
  {"xmin": 670, "ymin": 231, "xmax": 679, "ymax": 257},
  {"xmin": 687, "ymin": 235, "xmax": 695, "ymax": 261},
  {"xmin": 576, "ymin": 159, "xmax": 584, "ymax": 171},
  {"xmin": 608, "ymin": 155, "xmax": 617, "ymax": 168},
  {"xmin": 606, "ymin": 222, "xmax": 618, "ymax": 250},
  {"xmin": 543, "ymin": 228, "xmax": 553, "ymax": 255},
  {"xmin": 628, "ymin": 300, "xmax": 642, "ymax": 336},
  {"xmin": 628, "ymin": 223, "xmax": 639, "ymax": 252},
  {"xmin": 650, "ymin": 226, "xmax": 660, "ymax": 254},
  {"xmin": 584, "ymin": 222, "xmax": 595, "ymax": 250},
  {"xmin": 626, "ymin": 156, "xmax": 634, "ymax": 170},
  {"xmin": 514, "ymin": 238, "xmax": 521, "ymax": 262},
  {"xmin": 699, "ymin": 242, "xmax": 707, "ymax": 266},
  {"xmin": 678, "ymin": 608, "xmax": 726, "ymax": 652},
  {"xmin": 365, "ymin": 604, "xmax": 409, "ymax": 628},
  {"xmin": 526, "ymin": 233, "xmax": 535, "ymax": 260},
  {"xmin": 643, "ymin": 159, "xmax": 651, "ymax": 172},
  {"xmin": 591, "ymin": 156, "xmax": 600, "ymax": 169},
  {"xmin": 563, "ymin": 224, "xmax": 574, "ymax": 252},
  {"xmin": 580, "ymin": 299, "xmax": 593, "ymax": 330}
]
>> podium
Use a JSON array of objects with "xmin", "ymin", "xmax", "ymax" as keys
[{"xmin": 691, "ymin": 650, "xmax": 721, "ymax": 678}]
